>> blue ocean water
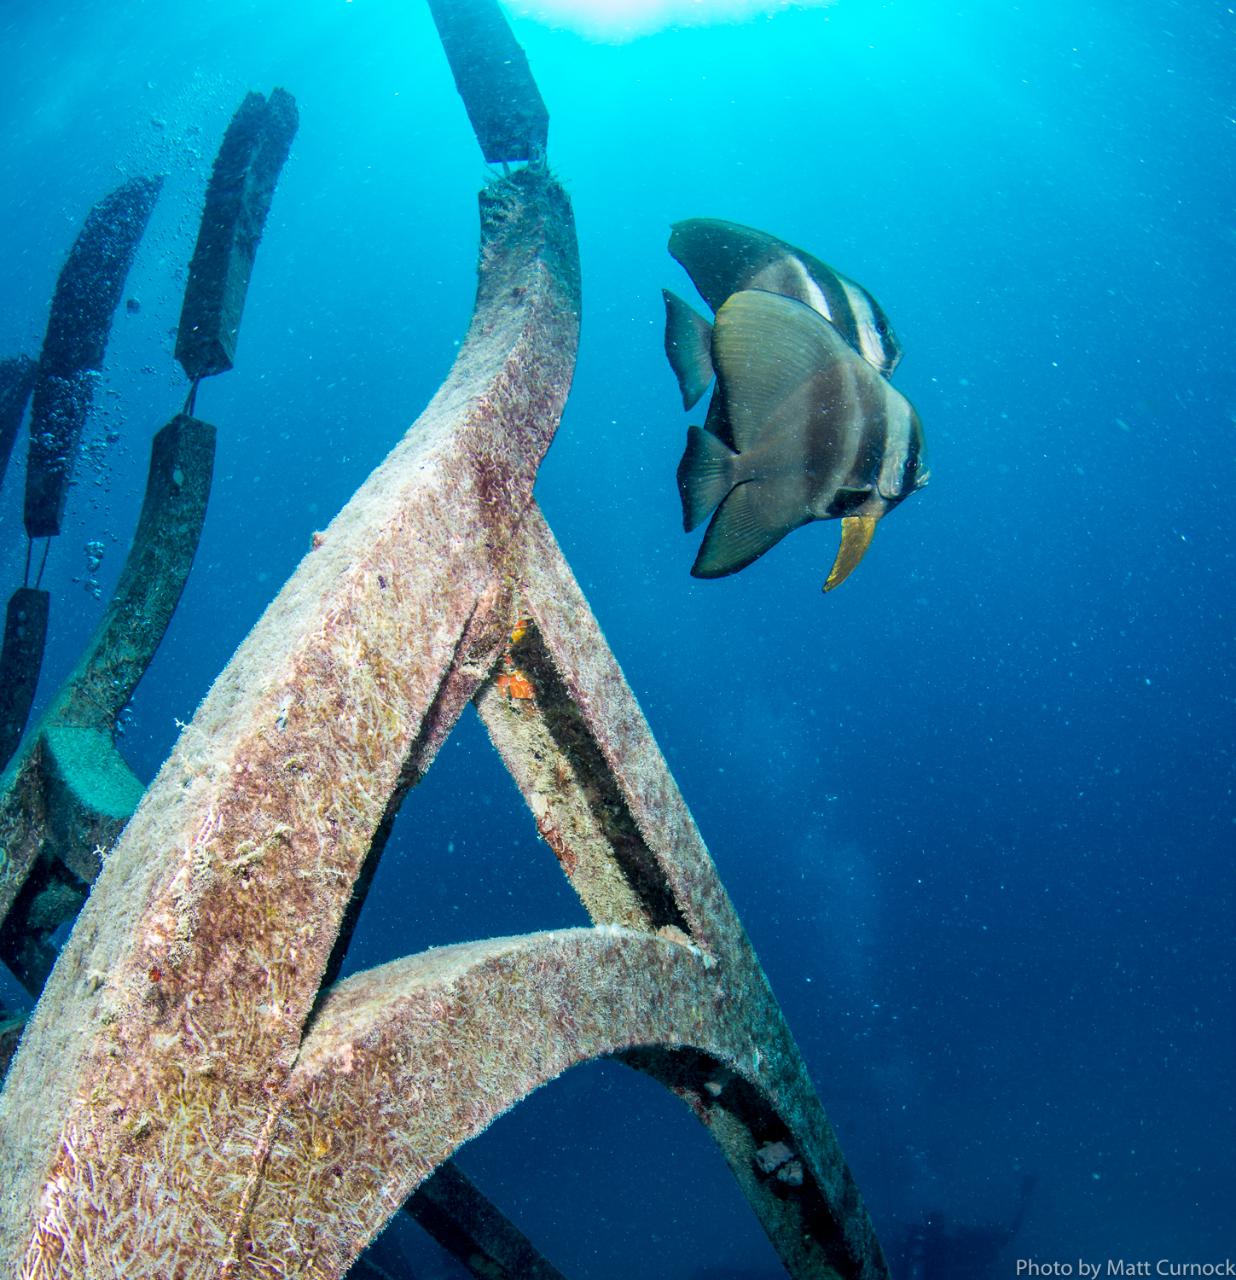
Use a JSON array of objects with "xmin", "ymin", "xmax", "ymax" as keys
[{"xmin": 0, "ymin": 0, "xmax": 1233, "ymax": 1275}]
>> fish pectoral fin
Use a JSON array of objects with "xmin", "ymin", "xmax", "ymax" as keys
[
  {"xmin": 677, "ymin": 423, "xmax": 738, "ymax": 532},
  {"xmin": 824, "ymin": 515, "xmax": 878, "ymax": 593},
  {"xmin": 663, "ymin": 288, "xmax": 714, "ymax": 410},
  {"xmin": 691, "ymin": 480, "xmax": 804, "ymax": 578},
  {"xmin": 826, "ymin": 485, "xmax": 873, "ymax": 517}
]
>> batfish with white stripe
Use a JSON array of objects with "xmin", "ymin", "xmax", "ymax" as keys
[
  {"xmin": 662, "ymin": 217, "xmax": 902, "ymax": 411},
  {"xmin": 675, "ymin": 289, "xmax": 927, "ymax": 591}
]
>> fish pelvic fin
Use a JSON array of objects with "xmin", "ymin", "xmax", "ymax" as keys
[
  {"xmin": 824, "ymin": 515, "xmax": 878, "ymax": 592},
  {"xmin": 677, "ymin": 423, "xmax": 738, "ymax": 532},
  {"xmin": 663, "ymin": 288, "xmax": 714, "ymax": 410}
]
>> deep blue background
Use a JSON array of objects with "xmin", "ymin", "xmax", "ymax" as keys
[{"xmin": 1, "ymin": 0, "xmax": 1233, "ymax": 1275}]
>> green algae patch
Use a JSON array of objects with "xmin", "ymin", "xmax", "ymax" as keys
[{"xmin": 43, "ymin": 725, "xmax": 145, "ymax": 823}]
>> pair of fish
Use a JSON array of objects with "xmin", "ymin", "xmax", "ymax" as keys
[{"xmin": 663, "ymin": 218, "xmax": 928, "ymax": 591}]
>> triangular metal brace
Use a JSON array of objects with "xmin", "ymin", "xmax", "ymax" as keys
[{"xmin": 0, "ymin": 60, "xmax": 887, "ymax": 1280}]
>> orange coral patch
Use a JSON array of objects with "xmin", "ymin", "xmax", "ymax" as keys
[{"xmin": 496, "ymin": 670, "xmax": 535, "ymax": 701}]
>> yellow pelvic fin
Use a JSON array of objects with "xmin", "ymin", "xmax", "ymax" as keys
[{"xmin": 823, "ymin": 516, "xmax": 878, "ymax": 593}]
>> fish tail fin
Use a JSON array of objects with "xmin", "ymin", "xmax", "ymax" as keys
[
  {"xmin": 824, "ymin": 515, "xmax": 878, "ymax": 592},
  {"xmin": 677, "ymin": 423, "xmax": 738, "ymax": 532},
  {"xmin": 663, "ymin": 288, "xmax": 714, "ymax": 410}
]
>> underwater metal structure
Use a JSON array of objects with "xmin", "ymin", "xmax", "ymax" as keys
[
  {"xmin": 0, "ymin": 414, "xmax": 214, "ymax": 994},
  {"xmin": 0, "ymin": 88, "xmax": 299, "ymax": 1008},
  {"xmin": 176, "ymin": 88, "xmax": 299, "ymax": 382},
  {"xmin": 0, "ymin": 180, "xmax": 163, "ymax": 781},
  {"xmin": 0, "ymin": 3, "xmax": 889, "ymax": 1277},
  {"xmin": 24, "ymin": 176, "xmax": 164, "ymax": 541}
]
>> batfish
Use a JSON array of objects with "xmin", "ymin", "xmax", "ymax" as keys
[
  {"xmin": 664, "ymin": 217, "xmax": 901, "ymax": 410},
  {"xmin": 677, "ymin": 289, "xmax": 927, "ymax": 591}
]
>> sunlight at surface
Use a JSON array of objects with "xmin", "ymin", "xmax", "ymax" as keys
[{"xmin": 508, "ymin": 0, "xmax": 837, "ymax": 41}]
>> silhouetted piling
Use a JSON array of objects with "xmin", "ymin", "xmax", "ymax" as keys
[
  {"xmin": 24, "ymin": 175, "xmax": 162, "ymax": 538},
  {"xmin": 175, "ymin": 88, "xmax": 299, "ymax": 380},
  {"xmin": 427, "ymin": 0, "xmax": 549, "ymax": 164},
  {"xmin": 0, "ymin": 356, "xmax": 36, "ymax": 488},
  {"xmin": 407, "ymin": 1162, "xmax": 568, "ymax": 1280},
  {"xmin": 0, "ymin": 588, "xmax": 49, "ymax": 771}
]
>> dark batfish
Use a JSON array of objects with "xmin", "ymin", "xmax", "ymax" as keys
[
  {"xmin": 677, "ymin": 289, "xmax": 927, "ymax": 591},
  {"xmin": 664, "ymin": 217, "xmax": 901, "ymax": 410},
  {"xmin": 663, "ymin": 288, "xmax": 716, "ymax": 412}
]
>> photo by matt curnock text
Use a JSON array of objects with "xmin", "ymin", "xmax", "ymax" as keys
[{"xmin": 1016, "ymin": 1261, "xmax": 1236, "ymax": 1278}]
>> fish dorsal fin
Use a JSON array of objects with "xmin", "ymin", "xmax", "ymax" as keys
[
  {"xmin": 669, "ymin": 218, "xmax": 903, "ymax": 378},
  {"xmin": 692, "ymin": 479, "xmax": 808, "ymax": 578},
  {"xmin": 662, "ymin": 289, "xmax": 714, "ymax": 410},
  {"xmin": 669, "ymin": 218, "xmax": 791, "ymax": 313},
  {"xmin": 824, "ymin": 515, "xmax": 878, "ymax": 592},
  {"xmin": 711, "ymin": 289, "xmax": 849, "ymax": 452}
]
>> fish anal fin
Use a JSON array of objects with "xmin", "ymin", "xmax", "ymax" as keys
[
  {"xmin": 677, "ymin": 423, "xmax": 737, "ymax": 532},
  {"xmin": 824, "ymin": 515, "xmax": 878, "ymax": 593},
  {"xmin": 692, "ymin": 480, "xmax": 804, "ymax": 578},
  {"xmin": 663, "ymin": 289, "xmax": 714, "ymax": 411}
]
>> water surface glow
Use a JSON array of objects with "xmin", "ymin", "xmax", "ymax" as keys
[{"xmin": 509, "ymin": 0, "xmax": 836, "ymax": 40}]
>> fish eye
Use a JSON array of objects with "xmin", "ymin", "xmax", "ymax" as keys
[{"xmin": 876, "ymin": 319, "xmax": 889, "ymax": 336}]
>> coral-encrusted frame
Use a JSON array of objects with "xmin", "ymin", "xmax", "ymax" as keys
[{"xmin": 0, "ymin": 12, "xmax": 888, "ymax": 1280}]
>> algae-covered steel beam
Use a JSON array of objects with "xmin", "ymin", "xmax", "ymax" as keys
[
  {"xmin": 0, "ymin": 416, "xmax": 215, "ymax": 987},
  {"xmin": 175, "ymin": 89, "xmax": 299, "ymax": 380},
  {"xmin": 0, "ymin": 157, "xmax": 581, "ymax": 1280},
  {"xmin": 427, "ymin": 0, "xmax": 548, "ymax": 164},
  {"xmin": 0, "ymin": 85, "xmax": 295, "ymax": 963},
  {"xmin": 42, "ymin": 416, "xmax": 216, "ymax": 751},
  {"xmin": 0, "ymin": 356, "xmax": 36, "ymax": 488},
  {"xmin": 0, "ymin": 3, "xmax": 888, "ymax": 1276},
  {"xmin": 24, "ymin": 176, "xmax": 162, "ymax": 538},
  {"xmin": 0, "ymin": 589, "xmax": 49, "ymax": 773},
  {"xmin": 472, "ymin": 513, "xmax": 886, "ymax": 1279}
]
